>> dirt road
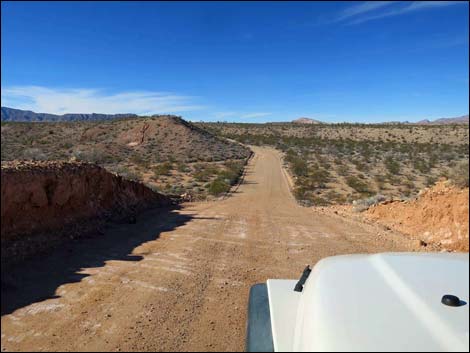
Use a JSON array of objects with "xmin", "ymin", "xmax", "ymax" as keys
[{"xmin": 1, "ymin": 147, "xmax": 412, "ymax": 352}]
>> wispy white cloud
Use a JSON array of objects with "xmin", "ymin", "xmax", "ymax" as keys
[
  {"xmin": 1, "ymin": 86, "xmax": 205, "ymax": 115},
  {"xmin": 213, "ymin": 111, "xmax": 237, "ymax": 119},
  {"xmin": 211, "ymin": 111, "xmax": 271, "ymax": 121},
  {"xmin": 344, "ymin": 1, "xmax": 466, "ymax": 25},
  {"xmin": 336, "ymin": 1, "xmax": 394, "ymax": 22},
  {"xmin": 240, "ymin": 112, "xmax": 271, "ymax": 119}
]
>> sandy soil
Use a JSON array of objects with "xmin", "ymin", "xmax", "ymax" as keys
[
  {"xmin": 1, "ymin": 147, "xmax": 414, "ymax": 352},
  {"xmin": 364, "ymin": 181, "xmax": 469, "ymax": 251}
]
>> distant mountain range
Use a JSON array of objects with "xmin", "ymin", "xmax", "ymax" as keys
[
  {"xmin": 382, "ymin": 115, "xmax": 469, "ymax": 125},
  {"xmin": 415, "ymin": 115, "xmax": 469, "ymax": 125},
  {"xmin": 291, "ymin": 115, "xmax": 469, "ymax": 125},
  {"xmin": 1, "ymin": 107, "xmax": 138, "ymax": 122},
  {"xmin": 292, "ymin": 117, "xmax": 324, "ymax": 124},
  {"xmin": 2, "ymin": 107, "xmax": 468, "ymax": 126}
]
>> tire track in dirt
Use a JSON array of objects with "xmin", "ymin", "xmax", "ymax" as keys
[{"xmin": 1, "ymin": 146, "xmax": 413, "ymax": 352}]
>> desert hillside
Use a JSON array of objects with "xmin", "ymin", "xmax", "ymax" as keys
[
  {"xmin": 1, "ymin": 115, "xmax": 251, "ymax": 199},
  {"xmin": 1, "ymin": 116, "xmax": 250, "ymax": 163}
]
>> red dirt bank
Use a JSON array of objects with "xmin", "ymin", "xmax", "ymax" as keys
[
  {"xmin": 1, "ymin": 161, "xmax": 170, "ymax": 262},
  {"xmin": 364, "ymin": 181, "xmax": 469, "ymax": 251}
]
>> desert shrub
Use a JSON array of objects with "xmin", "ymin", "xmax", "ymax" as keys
[
  {"xmin": 177, "ymin": 162, "xmax": 190, "ymax": 173},
  {"xmin": 130, "ymin": 154, "xmax": 150, "ymax": 168},
  {"xmin": 116, "ymin": 166, "xmax": 140, "ymax": 181},
  {"xmin": 294, "ymin": 185, "xmax": 309, "ymax": 200},
  {"xmin": 386, "ymin": 173, "xmax": 401, "ymax": 185},
  {"xmin": 401, "ymin": 188, "xmax": 412, "ymax": 197},
  {"xmin": 73, "ymin": 148, "xmax": 106, "ymax": 164},
  {"xmin": 405, "ymin": 173, "xmax": 415, "ymax": 181},
  {"xmin": 309, "ymin": 195, "xmax": 330, "ymax": 206},
  {"xmin": 219, "ymin": 162, "xmax": 243, "ymax": 185},
  {"xmin": 333, "ymin": 158, "xmax": 343, "ymax": 165},
  {"xmin": 194, "ymin": 164, "xmax": 219, "ymax": 182},
  {"xmin": 324, "ymin": 190, "xmax": 346, "ymax": 204},
  {"xmin": 145, "ymin": 183, "xmax": 161, "ymax": 193},
  {"xmin": 352, "ymin": 194, "xmax": 386, "ymax": 212},
  {"xmin": 285, "ymin": 149, "xmax": 309, "ymax": 176},
  {"xmin": 309, "ymin": 168, "xmax": 330, "ymax": 187},
  {"xmin": 374, "ymin": 174, "xmax": 386, "ymax": 183},
  {"xmin": 403, "ymin": 180, "xmax": 416, "ymax": 191},
  {"xmin": 22, "ymin": 148, "xmax": 47, "ymax": 161},
  {"xmin": 208, "ymin": 179, "xmax": 230, "ymax": 196},
  {"xmin": 284, "ymin": 149, "xmax": 296, "ymax": 161},
  {"xmin": 295, "ymin": 187, "xmax": 333, "ymax": 206},
  {"xmin": 170, "ymin": 185, "xmax": 184, "ymax": 194},
  {"xmin": 218, "ymin": 171, "xmax": 236, "ymax": 185},
  {"xmin": 450, "ymin": 161, "xmax": 469, "ymax": 188},
  {"xmin": 316, "ymin": 155, "xmax": 330, "ymax": 168},
  {"xmin": 425, "ymin": 175, "xmax": 438, "ymax": 187},
  {"xmin": 225, "ymin": 160, "xmax": 244, "ymax": 172},
  {"xmin": 384, "ymin": 156, "xmax": 400, "ymax": 175},
  {"xmin": 153, "ymin": 162, "xmax": 173, "ymax": 177},
  {"xmin": 439, "ymin": 169, "xmax": 450, "ymax": 179},
  {"xmin": 413, "ymin": 158, "xmax": 430, "ymax": 173},
  {"xmin": 346, "ymin": 176, "xmax": 371, "ymax": 194},
  {"xmin": 194, "ymin": 169, "xmax": 211, "ymax": 182},
  {"xmin": 291, "ymin": 158, "xmax": 308, "ymax": 177},
  {"xmin": 352, "ymin": 159, "xmax": 369, "ymax": 172},
  {"xmin": 337, "ymin": 164, "xmax": 350, "ymax": 176}
]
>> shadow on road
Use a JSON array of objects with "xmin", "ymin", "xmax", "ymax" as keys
[{"xmin": 1, "ymin": 206, "xmax": 195, "ymax": 316}]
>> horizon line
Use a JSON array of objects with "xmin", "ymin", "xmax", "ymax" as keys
[{"xmin": 1, "ymin": 106, "xmax": 468, "ymax": 125}]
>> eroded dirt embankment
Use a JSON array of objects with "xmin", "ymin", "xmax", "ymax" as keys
[
  {"xmin": 364, "ymin": 181, "xmax": 469, "ymax": 251},
  {"xmin": 1, "ymin": 161, "xmax": 171, "ymax": 262}
]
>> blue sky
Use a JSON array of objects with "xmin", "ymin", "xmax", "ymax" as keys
[{"xmin": 1, "ymin": 1, "xmax": 468, "ymax": 123}]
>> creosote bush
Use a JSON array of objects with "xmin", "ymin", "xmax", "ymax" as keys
[
  {"xmin": 208, "ymin": 179, "xmax": 231, "ymax": 196},
  {"xmin": 450, "ymin": 161, "xmax": 469, "ymax": 188}
]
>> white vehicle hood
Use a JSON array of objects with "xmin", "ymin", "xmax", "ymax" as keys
[{"xmin": 269, "ymin": 253, "xmax": 469, "ymax": 352}]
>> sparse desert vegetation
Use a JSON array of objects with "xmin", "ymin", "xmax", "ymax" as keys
[
  {"xmin": 198, "ymin": 122, "xmax": 469, "ymax": 206},
  {"xmin": 2, "ymin": 1, "xmax": 469, "ymax": 351},
  {"xmin": 1, "ymin": 116, "xmax": 251, "ymax": 200}
]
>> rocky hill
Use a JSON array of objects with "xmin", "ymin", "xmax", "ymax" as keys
[
  {"xmin": 1, "ymin": 115, "xmax": 251, "ymax": 199},
  {"xmin": 292, "ymin": 117, "xmax": 323, "ymax": 124},
  {"xmin": 1, "ymin": 161, "xmax": 171, "ymax": 263},
  {"xmin": 1, "ymin": 106, "xmax": 138, "ymax": 122},
  {"xmin": 1, "ymin": 115, "xmax": 250, "ymax": 164}
]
